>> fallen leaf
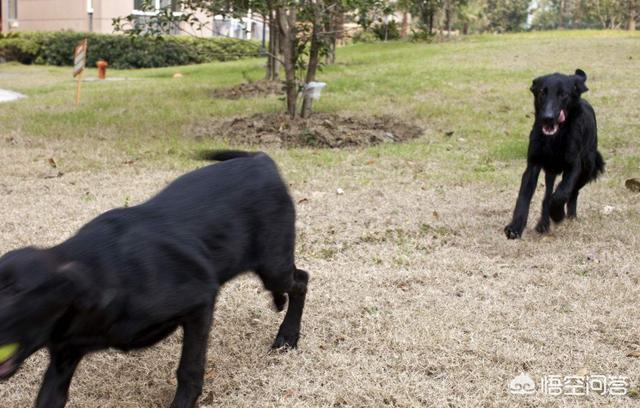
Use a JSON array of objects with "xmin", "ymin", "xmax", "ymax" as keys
[
  {"xmin": 47, "ymin": 158, "xmax": 57, "ymax": 168},
  {"xmin": 627, "ymin": 351, "xmax": 640, "ymax": 358},
  {"xmin": 297, "ymin": 198, "xmax": 309, "ymax": 204},
  {"xmin": 626, "ymin": 178, "xmax": 640, "ymax": 192}
]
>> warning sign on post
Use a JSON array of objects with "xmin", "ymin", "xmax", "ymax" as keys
[
  {"xmin": 73, "ymin": 39, "xmax": 88, "ymax": 105},
  {"xmin": 73, "ymin": 39, "xmax": 87, "ymax": 78}
]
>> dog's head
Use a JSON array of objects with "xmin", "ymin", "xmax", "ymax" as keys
[
  {"xmin": 0, "ymin": 248, "xmax": 87, "ymax": 380},
  {"xmin": 530, "ymin": 69, "xmax": 588, "ymax": 136}
]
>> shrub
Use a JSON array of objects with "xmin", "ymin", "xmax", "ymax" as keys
[
  {"xmin": 0, "ymin": 37, "xmax": 40, "ymax": 64},
  {"xmin": 0, "ymin": 31, "xmax": 260, "ymax": 69},
  {"xmin": 372, "ymin": 21, "xmax": 400, "ymax": 41},
  {"xmin": 409, "ymin": 25, "xmax": 435, "ymax": 43},
  {"xmin": 352, "ymin": 30, "xmax": 378, "ymax": 44}
]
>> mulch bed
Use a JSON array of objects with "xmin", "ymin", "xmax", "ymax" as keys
[{"xmin": 193, "ymin": 113, "xmax": 424, "ymax": 148}]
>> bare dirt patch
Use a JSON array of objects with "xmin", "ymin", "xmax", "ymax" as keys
[
  {"xmin": 211, "ymin": 80, "xmax": 283, "ymax": 100},
  {"xmin": 194, "ymin": 113, "xmax": 424, "ymax": 148}
]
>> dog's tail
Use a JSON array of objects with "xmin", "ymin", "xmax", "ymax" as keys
[
  {"xmin": 197, "ymin": 150, "xmax": 260, "ymax": 162},
  {"xmin": 592, "ymin": 150, "xmax": 605, "ymax": 180}
]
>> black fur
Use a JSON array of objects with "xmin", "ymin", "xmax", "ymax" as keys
[
  {"xmin": 505, "ymin": 69, "xmax": 604, "ymax": 239},
  {"xmin": 0, "ymin": 151, "xmax": 308, "ymax": 408}
]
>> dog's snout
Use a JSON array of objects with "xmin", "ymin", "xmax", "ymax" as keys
[{"xmin": 542, "ymin": 105, "xmax": 556, "ymax": 123}]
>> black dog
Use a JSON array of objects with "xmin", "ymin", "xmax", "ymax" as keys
[
  {"xmin": 0, "ymin": 151, "xmax": 308, "ymax": 408},
  {"xmin": 505, "ymin": 69, "xmax": 604, "ymax": 239}
]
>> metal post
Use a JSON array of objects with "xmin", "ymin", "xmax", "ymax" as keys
[{"xmin": 86, "ymin": 0, "xmax": 94, "ymax": 32}]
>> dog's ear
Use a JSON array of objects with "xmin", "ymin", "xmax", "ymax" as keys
[
  {"xmin": 573, "ymin": 69, "xmax": 588, "ymax": 94},
  {"xmin": 530, "ymin": 77, "xmax": 541, "ymax": 94}
]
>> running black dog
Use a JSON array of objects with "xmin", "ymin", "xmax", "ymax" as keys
[
  {"xmin": 0, "ymin": 151, "xmax": 308, "ymax": 408},
  {"xmin": 505, "ymin": 69, "xmax": 604, "ymax": 239}
]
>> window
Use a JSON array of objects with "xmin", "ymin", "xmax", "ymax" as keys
[
  {"xmin": 134, "ymin": 0, "xmax": 179, "ymax": 14},
  {"xmin": 8, "ymin": 0, "xmax": 18, "ymax": 20},
  {"xmin": 132, "ymin": 0, "xmax": 181, "ymax": 34}
]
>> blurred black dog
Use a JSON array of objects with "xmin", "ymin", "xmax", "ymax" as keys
[
  {"xmin": 505, "ymin": 69, "xmax": 604, "ymax": 239},
  {"xmin": 0, "ymin": 151, "xmax": 308, "ymax": 408}
]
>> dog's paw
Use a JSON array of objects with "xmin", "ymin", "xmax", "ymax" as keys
[
  {"xmin": 272, "ymin": 331, "xmax": 299, "ymax": 350},
  {"xmin": 549, "ymin": 201, "xmax": 566, "ymax": 224},
  {"xmin": 535, "ymin": 220, "xmax": 550, "ymax": 234},
  {"xmin": 504, "ymin": 224, "xmax": 522, "ymax": 239}
]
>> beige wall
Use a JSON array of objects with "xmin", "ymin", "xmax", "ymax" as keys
[
  {"xmin": 94, "ymin": 0, "xmax": 132, "ymax": 33},
  {"xmin": 3, "ymin": 0, "xmax": 263, "ymax": 38},
  {"xmin": 7, "ymin": 0, "xmax": 133, "ymax": 33},
  {"xmin": 13, "ymin": 0, "xmax": 88, "ymax": 32}
]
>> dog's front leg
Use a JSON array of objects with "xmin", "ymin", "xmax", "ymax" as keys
[
  {"xmin": 550, "ymin": 161, "xmax": 582, "ymax": 223},
  {"xmin": 170, "ymin": 303, "xmax": 214, "ymax": 408},
  {"xmin": 505, "ymin": 164, "xmax": 541, "ymax": 239},
  {"xmin": 36, "ymin": 350, "xmax": 83, "ymax": 408},
  {"xmin": 535, "ymin": 172, "xmax": 557, "ymax": 234}
]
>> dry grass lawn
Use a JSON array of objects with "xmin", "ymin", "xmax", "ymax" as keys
[{"xmin": 0, "ymin": 31, "xmax": 639, "ymax": 407}]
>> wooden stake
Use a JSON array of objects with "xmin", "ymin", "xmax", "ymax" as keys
[{"xmin": 75, "ymin": 70, "xmax": 83, "ymax": 106}]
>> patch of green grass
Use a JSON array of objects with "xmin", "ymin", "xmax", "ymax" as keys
[
  {"xmin": 489, "ymin": 137, "xmax": 528, "ymax": 162},
  {"xmin": 1, "ymin": 30, "xmax": 639, "ymax": 184}
]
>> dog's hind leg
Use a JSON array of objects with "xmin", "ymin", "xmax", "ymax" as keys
[
  {"xmin": 535, "ymin": 172, "xmax": 557, "ymax": 234},
  {"xmin": 567, "ymin": 190, "xmax": 579, "ymax": 219},
  {"xmin": 567, "ymin": 177, "xmax": 588, "ymax": 219},
  {"xmin": 272, "ymin": 268, "xmax": 308, "ymax": 349},
  {"xmin": 550, "ymin": 162, "xmax": 583, "ymax": 223},
  {"xmin": 36, "ymin": 350, "xmax": 83, "ymax": 408},
  {"xmin": 171, "ymin": 303, "xmax": 214, "ymax": 408}
]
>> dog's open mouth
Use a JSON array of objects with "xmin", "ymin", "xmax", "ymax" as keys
[
  {"xmin": 0, "ymin": 343, "xmax": 19, "ymax": 378},
  {"xmin": 542, "ymin": 110, "xmax": 566, "ymax": 136}
]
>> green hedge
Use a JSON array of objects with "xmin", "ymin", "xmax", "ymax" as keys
[{"xmin": 0, "ymin": 32, "xmax": 260, "ymax": 69}]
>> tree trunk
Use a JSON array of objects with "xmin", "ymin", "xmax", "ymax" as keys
[
  {"xmin": 265, "ymin": 11, "xmax": 274, "ymax": 80},
  {"xmin": 630, "ymin": 7, "xmax": 637, "ymax": 31},
  {"xmin": 428, "ymin": 11, "xmax": 434, "ymax": 35},
  {"xmin": 444, "ymin": 0, "xmax": 451, "ymax": 37},
  {"xmin": 301, "ymin": 6, "xmax": 322, "ymax": 118},
  {"xmin": 277, "ymin": 7, "xmax": 298, "ymax": 118},
  {"xmin": 269, "ymin": 9, "xmax": 280, "ymax": 80},
  {"xmin": 401, "ymin": 12, "xmax": 409, "ymax": 38},
  {"xmin": 325, "ymin": 5, "xmax": 339, "ymax": 65}
]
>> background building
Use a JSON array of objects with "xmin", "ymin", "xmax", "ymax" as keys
[{"xmin": 0, "ymin": 0, "xmax": 268, "ymax": 41}]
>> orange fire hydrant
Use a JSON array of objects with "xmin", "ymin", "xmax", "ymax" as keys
[{"xmin": 96, "ymin": 60, "xmax": 108, "ymax": 80}]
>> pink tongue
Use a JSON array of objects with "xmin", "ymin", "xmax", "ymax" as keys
[{"xmin": 558, "ymin": 110, "xmax": 566, "ymax": 123}]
